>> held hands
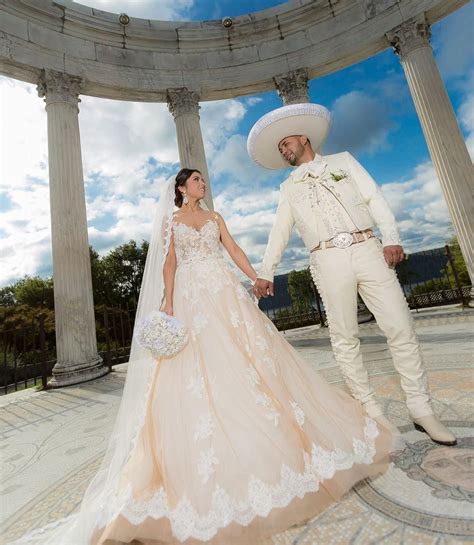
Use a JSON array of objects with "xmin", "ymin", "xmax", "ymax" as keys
[
  {"xmin": 383, "ymin": 245, "xmax": 405, "ymax": 268},
  {"xmin": 253, "ymin": 278, "xmax": 274, "ymax": 299}
]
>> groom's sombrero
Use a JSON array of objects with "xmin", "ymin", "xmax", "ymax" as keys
[{"xmin": 247, "ymin": 103, "xmax": 331, "ymax": 170}]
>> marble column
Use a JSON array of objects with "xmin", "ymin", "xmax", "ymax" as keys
[
  {"xmin": 387, "ymin": 17, "xmax": 474, "ymax": 293},
  {"xmin": 274, "ymin": 68, "xmax": 309, "ymax": 105},
  {"xmin": 37, "ymin": 69, "xmax": 108, "ymax": 387},
  {"xmin": 167, "ymin": 88, "xmax": 213, "ymax": 210}
]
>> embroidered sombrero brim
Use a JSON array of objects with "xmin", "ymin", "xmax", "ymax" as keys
[{"xmin": 247, "ymin": 103, "xmax": 331, "ymax": 170}]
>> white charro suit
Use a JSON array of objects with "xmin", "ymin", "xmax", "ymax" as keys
[{"xmin": 259, "ymin": 151, "xmax": 433, "ymax": 420}]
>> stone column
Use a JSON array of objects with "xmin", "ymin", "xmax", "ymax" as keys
[
  {"xmin": 387, "ymin": 17, "xmax": 474, "ymax": 293},
  {"xmin": 37, "ymin": 69, "xmax": 108, "ymax": 387},
  {"xmin": 274, "ymin": 68, "xmax": 309, "ymax": 105},
  {"xmin": 167, "ymin": 88, "xmax": 213, "ymax": 210}
]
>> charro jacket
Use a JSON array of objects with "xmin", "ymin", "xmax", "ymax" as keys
[{"xmin": 258, "ymin": 151, "xmax": 401, "ymax": 282}]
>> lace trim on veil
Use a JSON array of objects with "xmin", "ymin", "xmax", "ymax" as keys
[{"xmin": 128, "ymin": 210, "xmax": 173, "ymax": 454}]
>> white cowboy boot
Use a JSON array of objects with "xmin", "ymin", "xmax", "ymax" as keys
[{"xmin": 413, "ymin": 414, "xmax": 457, "ymax": 446}]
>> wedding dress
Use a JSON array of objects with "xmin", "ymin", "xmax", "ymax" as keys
[
  {"xmin": 88, "ymin": 214, "xmax": 391, "ymax": 544},
  {"xmin": 9, "ymin": 211, "xmax": 391, "ymax": 545}
]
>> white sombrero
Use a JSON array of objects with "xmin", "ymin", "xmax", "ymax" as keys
[{"xmin": 247, "ymin": 103, "xmax": 331, "ymax": 170}]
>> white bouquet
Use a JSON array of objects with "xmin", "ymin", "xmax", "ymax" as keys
[{"xmin": 134, "ymin": 310, "xmax": 188, "ymax": 358}]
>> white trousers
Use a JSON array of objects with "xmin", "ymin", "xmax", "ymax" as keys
[{"xmin": 309, "ymin": 237, "xmax": 433, "ymax": 419}]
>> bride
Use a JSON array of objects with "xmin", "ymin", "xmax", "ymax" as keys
[{"xmin": 11, "ymin": 169, "xmax": 392, "ymax": 545}]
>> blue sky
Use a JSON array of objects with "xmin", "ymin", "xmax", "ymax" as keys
[{"xmin": 0, "ymin": 1, "xmax": 473, "ymax": 286}]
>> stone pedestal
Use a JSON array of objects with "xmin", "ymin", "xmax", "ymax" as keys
[
  {"xmin": 274, "ymin": 69, "xmax": 309, "ymax": 105},
  {"xmin": 387, "ymin": 18, "xmax": 474, "ymax": 292},
  {"xmin": 167, "ymin": 88, "xmax": 213, "ymax": 210},
  {"xmin": 37, "ymin": 69, "xmax": 108, "ymax": 387}
]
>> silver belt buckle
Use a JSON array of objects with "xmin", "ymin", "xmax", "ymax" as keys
[{"xmin": 332, "ymin": 232, "xmax": 353, "ymax": 249}]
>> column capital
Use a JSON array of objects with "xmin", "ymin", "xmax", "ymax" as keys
[
  {"xmin": 167, "ymin": 87, "xmax": 201, "ymax": 119},
  {"xmin": 386, "ymin": 17, "xmax": 431, "ymax": 58},
  {"xmin": 37, "ymin": 69, "xmax": 83, "ymax": 107},
  {"xmin": 273, "ymin": 68, "xmax": 309, "ymax": 105}
]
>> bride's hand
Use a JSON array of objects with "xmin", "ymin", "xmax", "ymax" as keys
[{"xmin": 163, "ymin": 303, "xmax": 174, "ymax": 316}]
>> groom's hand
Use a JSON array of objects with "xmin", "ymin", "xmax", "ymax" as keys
[
  {"xmin": 383, "ymin": 245, "xmax": 405, "ymax": 268},
  {"xmin": 253, "ymin": 278, "xmax": 274, "ymax": 299}
]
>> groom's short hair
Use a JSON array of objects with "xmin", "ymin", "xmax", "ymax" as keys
[{"xmin": 278, "ymin": 134, "xmax": 312, "ymax": 147}]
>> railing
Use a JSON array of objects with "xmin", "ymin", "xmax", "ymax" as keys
[
  {"xmin": 409, "ymin": 286, "xmax": 471, "ymax": 309},
  {"xmin": 261, "ymin": 307, "xmax": 325, "ymax": 331},
  {"xmin": 0, "ymin": 307, "xmax": 137, "ymax": 395},
  {"xmin": 398, "ymin": 245, "xmax": 471, "ymax": 309},
  {"xmin": 2, "ymin": 315, "xmax": 53, "ymax": 395},
  {"xmin": 96, "ymin": 305, "xmax": 136, "ymax": 369}
]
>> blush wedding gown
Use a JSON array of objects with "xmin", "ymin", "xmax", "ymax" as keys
[
  {"xmin": 11, "ymin": 214, "xmax": 391, "ymax": 545},
  {"xmin": 89, "ymin": 215, "xmax": 391, "ymax": 545}
]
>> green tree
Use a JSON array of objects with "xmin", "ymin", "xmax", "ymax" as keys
[
  {"xmin": 0, "ymin": 285, "xmax": 15, "ymax": 306},
  {"xmin": 89, "ymin": 245, "xmax": 111, "ymax": 307},
  {"xmin": 287, "ymin": 268, "xmax": 314, "ymax": 312},
  {"xmin": 410, "ymin": 278, "xmax": 451, "ymax": 296},
  {"xmin": 99, "ymin": 240, "xmax": 149, "ymax": 308},
  {"xmin": 13, "ymin": 276, "xmax": 54, "ymax": 309},
  {"xmin": 446, "ymin": 236, "xmax": 470, "ymax": 287}
]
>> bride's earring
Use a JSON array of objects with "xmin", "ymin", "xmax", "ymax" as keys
[{"xmin": 183, "ymin": 193, "xmax": 189, "ymax": 205}]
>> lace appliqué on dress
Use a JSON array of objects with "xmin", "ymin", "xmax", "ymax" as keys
[
  {"xmin": 290, "ymin": 400, "xmax": 305, "ymax": 427},
  {"xmin": 244, "ymin": 367, "xmax": 280, "ymax": 427},
  {"xmin": 263, "ymin": 356, "xmax": 277, "ymax": 376},
  {"xmin": 186, "ymin": 360, "xmax": 206, "ymax": 399},
  {"xmin": 186, "ymin": 374, "xmax": 205, "ymax": 399},
  {"xmin": 192, "ymin": 312, "xmax": 208, "ymax": 339},
  {"xmin": 101, "ymin": 417, "xmax": 379, "ymax": 543},
  {"xmin": 197, "ymin": 446, "xmax": 220, "ymax": 484},
  {"xmin": 255, "ymin": 336, "xmax": 269, "ymax": 352},
  {"xmin": 230, "ymin": 310, "xmax": 240, "ymax": 328},
  {"xmin": 194, "ymin": 413, "xmax": 216, "ymax": 442}
]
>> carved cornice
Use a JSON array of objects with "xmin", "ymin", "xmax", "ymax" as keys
[
  {"xmin": 274, "ymin": 69, "xmax": 309, "ymax": 105},
  {"xmin": 37, "ymin": 70, "xmax": 83, "ymax": 107},
  {"xmin": 167, "ymin": 88, "xmax": 201, "ymax": 119},
  {"xmin": 387, "ymin": 17, "xmax": 432, "ymax": 58}
]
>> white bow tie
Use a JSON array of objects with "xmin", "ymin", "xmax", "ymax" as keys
[{"xmin": 291, "ymin": 160, "xmax": 327, "ymax": 183}]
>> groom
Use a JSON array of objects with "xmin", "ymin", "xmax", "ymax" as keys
[{"xmin": 247, "ymin": 103, "xmax": 456, "ymax": 446}]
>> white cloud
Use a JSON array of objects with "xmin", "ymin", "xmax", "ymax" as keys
[
  {"xmin": 201, "ymin": 99, "xmax": 247, "ymax": 155},
  {"xmin": 325, "ymin": 90, "xmax": 394, "ymax": 155},
  {"xmin": 381, "ymin": 161, "xmax": 454, "ymax": 252},
  {"xmin": 0, "ymin": 78, "xmax": 48, "ymax": 190},
  {"xmin": 71, "ymin": 0, "xmax": 194, "ymax": 20},
  {"xmin": 433, "ymin": 2, "xmax": 474, "ymax": 81},
  {"xmin": 0, "ymin": 184, "xmax": 52, "ymax": 285},
  {"xmin": 79, "ymin": 96, "xmax": 179, "ymax": 198},
  {"xmin": 210, "ymin": 134, "xmax": 277, "ymax": 184},
  {"xmin": 87, "ymin": 194, "xmax": 158, "ymax": 252},
  {"xmin": 0, "ymin": 78, "xmax": 51, "ymax": 284}
]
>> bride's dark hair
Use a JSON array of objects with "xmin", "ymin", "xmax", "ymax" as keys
[{"xmin": 175, "ymin": 168, "xmax": 201, "ymax": 207}]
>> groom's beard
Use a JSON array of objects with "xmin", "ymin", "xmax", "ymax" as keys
[{"xmin": 286, "ymin": 153, "xmax": 297, "ymax": 166}]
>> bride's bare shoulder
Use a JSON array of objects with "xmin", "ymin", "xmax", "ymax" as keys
[{"xmin": 203, "ymin": 209, "xmax": 222, "ymax": 220}]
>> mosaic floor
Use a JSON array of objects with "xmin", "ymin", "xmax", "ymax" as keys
[{"xmin": 1, "ymin": 309, "xmax": 473, "ymax": 545}]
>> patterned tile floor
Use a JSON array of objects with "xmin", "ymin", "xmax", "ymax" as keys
[{"xmin": 1, "ymin": 308, "xmax": 473, "ymax": 545}]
